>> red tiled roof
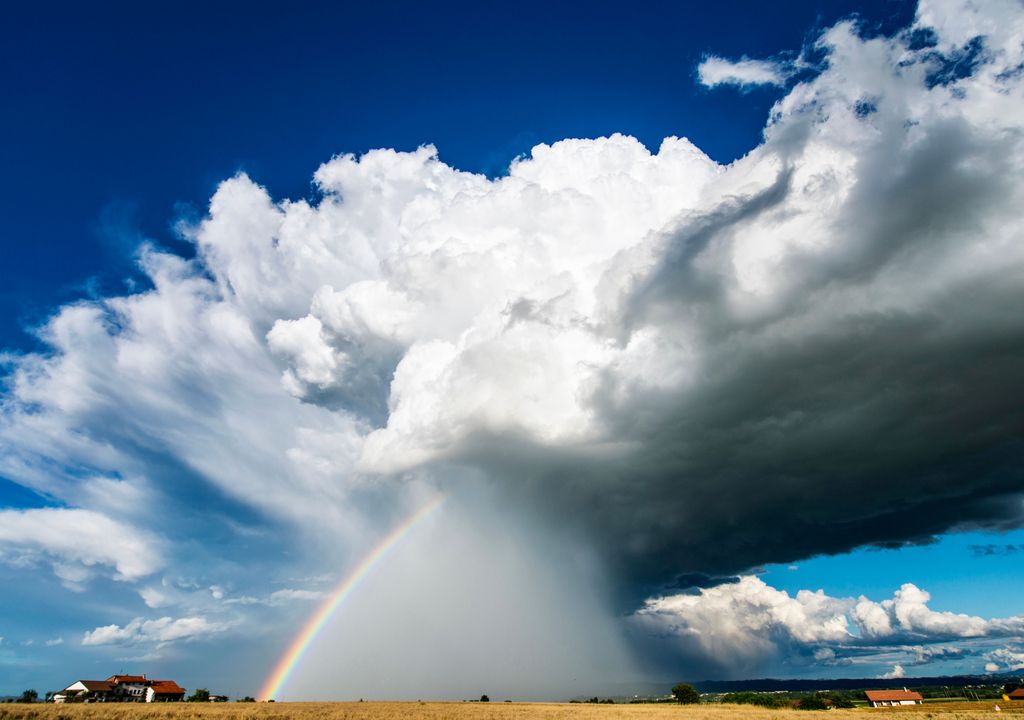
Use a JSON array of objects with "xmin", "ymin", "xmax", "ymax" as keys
[
  {"xmin": 1008, "ymin": 689, "xmax": 1024, "ymax": 699},
  {"xmin": 865, "ymin": 690, "xmax": 924, "ymax": 702},
  {"xmin": 150, "ymin": 681, "xmax": 185, "ymax": 695},
  {"xmin": 107, "ymin": 675, "xmax": 147, "ymax": 684}
]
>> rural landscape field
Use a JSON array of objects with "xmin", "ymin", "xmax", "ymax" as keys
[{"xmin": 1, "ymin": 703, "xmax": 1021, "ymax": 720}]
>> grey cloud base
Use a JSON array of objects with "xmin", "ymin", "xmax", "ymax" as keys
[{"xmin": 422, "ymin": 6, "xmax": 1024, "ymax": 604}]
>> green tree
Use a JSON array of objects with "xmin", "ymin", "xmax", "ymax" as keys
[
  {"xmin": 18, "ymin": 690, "xmax": 38, "ymax": 704},
  {"xmin": 237, "ymin": 697, "xmax": 256, "ymax": 702},
  {"xmin": 671, "ymin": 683, "xmax": 700, "ymax": 704},
  {"xmin": 188, "ymin": 688, "xmax": 210, "ymax": 702},
  {"xmin": 480, "ymin": 695, "xmax": 490, "ymax": 702},
  {"xmin": 797, "ymin": 696, "xmax": 829, "ymax": 710},
  {"xmin": 721, "ymin": 692, "xmax": 785, "ymax": 708},
  {"xmin": 829, "ymin": 694, "xmax": 855, "ymax": 708}
]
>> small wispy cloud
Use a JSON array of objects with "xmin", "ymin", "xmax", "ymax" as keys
[
  {"xmin": 969, "ymin": 543, "xmax": 1024, "ymax": 556},
  {"xmin": 697, "ymin": 55, "xmax": 790, "ymax": 88},
  {"xmin": 269, "ymin": 588, "xmax": 326, "ymax": 604},
  {"xmin": 219, "ymin": 587, "xmax": 324, "ymax": 607},
  {"xmin": 82, "ymin": 616, "xmax": 228, "ymax": 646}
]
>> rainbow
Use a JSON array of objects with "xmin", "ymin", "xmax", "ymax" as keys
[{"xmin": 258, "ymin": 495, "xmax": 445, "ymax": 701}]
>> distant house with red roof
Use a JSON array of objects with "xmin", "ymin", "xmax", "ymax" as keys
[
  {"xmin": 146, "ymin": 681, "xmax": 186, "ymax": 702},
  {"xmin": 1008, "ymin": 688, "xmax": 1024, "ymax": 701},
  {"xmin": 106, "ymin": 675, "xmax": 150, "ymax": 701},
  {"xmin": 865, "ymin": 690, "xmax": 924, "ymax": 707},
  {"xmin": 52, "ymin": 680, "xmax": 115, "ymax": 703}
]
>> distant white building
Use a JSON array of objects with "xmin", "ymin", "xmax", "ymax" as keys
[
  {"xmin": 53, "ymin": 680, "xmax": 114, "ymax": 703},
  {"xmin": 107, "ymin": 675, "xmax": 149, "ymax": 701}
]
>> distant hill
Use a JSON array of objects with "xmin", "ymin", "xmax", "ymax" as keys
[
  {"xmin": 577, "ymin": 673, "xmax": 1023, "ymax": 703},
  {"xmin": 690, "ymin": 674, "xmax": 1022, "ymax": 693}
]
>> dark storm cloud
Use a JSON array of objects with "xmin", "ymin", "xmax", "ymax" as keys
[
  {"xmin": 436, "ymin": 15, "xmax": 1024, "ymax": 606},
  {"xmin": 669, "ymin": 573, "xmax": 742, "ymax": 593}
]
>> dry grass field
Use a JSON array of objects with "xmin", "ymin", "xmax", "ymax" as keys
[{"xmin": 1, "ymin": 701, "xmax": 1020, "ymax": 720}]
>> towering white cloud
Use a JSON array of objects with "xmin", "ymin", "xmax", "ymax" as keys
[
  {"xmin": 853, "ymin": 584, "xmax": 997, "ymax": 640},
  {"xmin": 881, "ymin": 664, "xmax": 906, "ymax": 679},
  {"xmin": 632, "ymin": 577, "xmax": 852, "ymax": 671}
]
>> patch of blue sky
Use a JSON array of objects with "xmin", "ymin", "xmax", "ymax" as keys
[
  {"xmin": 0, "ymin": 476, "xmax": 58, "ymax": 509},
  {"xmin": 761, "ymin": 529, "xmax": 1024, "ymax": 619},
  {"xmin": 0, "ymin": 0, "xmax": 916, "ymax": 352}
]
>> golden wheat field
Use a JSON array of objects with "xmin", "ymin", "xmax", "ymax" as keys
[{"xmin": 0, "ymin": 702, "xmax": 1019, "ymax": 720}]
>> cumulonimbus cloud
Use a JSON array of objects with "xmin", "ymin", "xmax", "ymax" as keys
[{"xmin": 0, "ymin": 0, "xmax": 1022, "ymax": 626}]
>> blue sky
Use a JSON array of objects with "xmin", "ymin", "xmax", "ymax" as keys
[
  {"xmin": 3, "ymin": 0, "xmax": 1024, "ymax": 701},
  {"xmin": 762, "ymin": 531, "xmax": 1024, "ymax": 620},
  {"xmin": 0, "ymin": 0, "xmax": 915, "ymax": 352}
]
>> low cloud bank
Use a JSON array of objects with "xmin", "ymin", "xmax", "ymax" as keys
[{"xmin": 633, "ymin": 577, "xmax": 1024, "ymax": 677}]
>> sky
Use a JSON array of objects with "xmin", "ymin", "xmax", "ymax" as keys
[{"xmin": 2, "ymin": 0, "xmax": 1024, "ymax": 701}]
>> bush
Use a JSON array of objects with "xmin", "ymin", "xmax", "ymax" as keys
[
  {"xmin": 797, "ymin": 696, "xmax": 830, "ymax": 710},
  {"xmin": 672, "ymin": 683, "xmax": 701, "ymax": 704},
  {"xmin": 721, "ymin": 692, "xmax": 786, "ymax": 708}
]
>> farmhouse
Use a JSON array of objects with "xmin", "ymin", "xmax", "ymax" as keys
[
  {"xmin": 52, "ymin": 680, "xmax": 114, "ymax": 703},
  {"xmin": 52, "ymin": 675, "xmax": 186, "ymax": 703},
  {"xmin": 864, "ymin": 690, "xmax": 924, "ymax": 707},
  {"xmin": 107, "ymin": 675, "xmax": 149, "ymax": 701},
  {"xmin": 1008, "ymin": 689, "xmax": 1024, "ymax": 701}
]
